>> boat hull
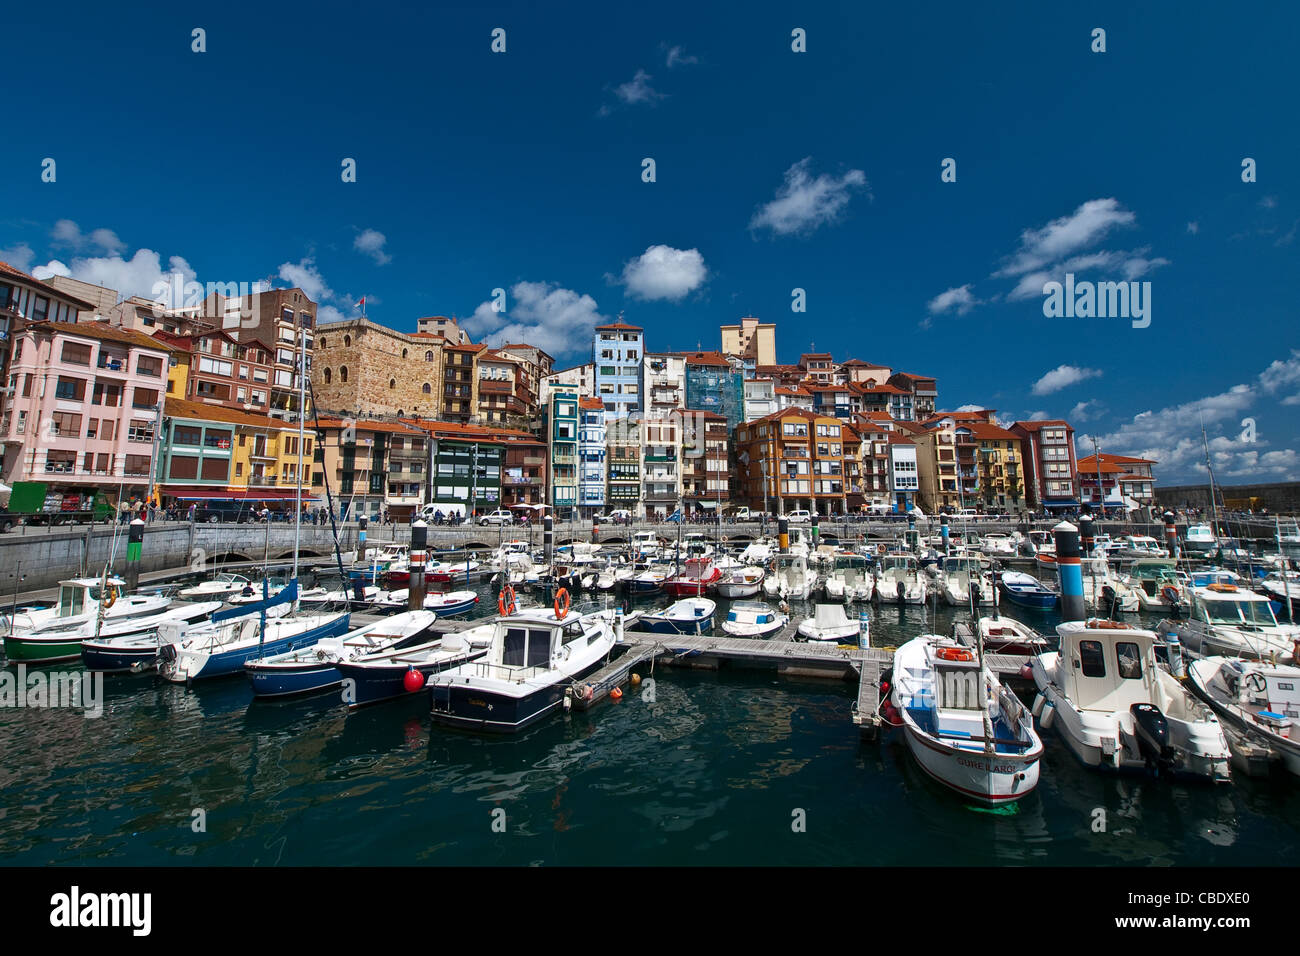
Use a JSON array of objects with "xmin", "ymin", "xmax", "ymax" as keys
[
  {"xmin": 3, "ymin": 634, "xmax": 84, "ymax": 664},
  {"xmin": 430, "ymin": 658, "xmax": 607, "ymax": 733},
  {"xmin": 159, "ymin": 615, "xmax": 351, "ymax": 683},
  {"xmin": 335, "ymin": 649, "xmax": 488, "ymax": 707},
  {"xmin": 638, "ymin": 616, "xmax": 713, "ymax": 636},
  {"xmin": 901, "ymin": 721, "xmax": 1041, "ymax": 805}
]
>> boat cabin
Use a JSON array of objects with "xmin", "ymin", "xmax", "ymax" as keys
[
  {"xmin": 479, "ymin": 610, "xmax": 599, "ymax": 678},
  {"xmin": 727, "ymin": 602, "xmax": 779, "ymax": 627},
  {"xmin": 1056, "ymin": 621, "xmax": 1157, "ymax": 713},
  {"xmin": 1191, "ymin": 585, "xmax": 1280, "ymax": 629}
]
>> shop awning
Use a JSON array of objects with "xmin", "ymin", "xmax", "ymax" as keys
[
  {"xmin": 1043, "ymin": 499, "xmax": 1080, "ymax": 508},
  {"xmin": 163, "ymin": 487, "xmax": 321, "ymax": 502}
]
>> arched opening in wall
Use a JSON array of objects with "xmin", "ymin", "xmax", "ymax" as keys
[
  {"xmin": 344, "ymin": 335, "xmax": 352, "ymax": 346},
  {"xmin": 397, "ymin": 409, "xmax": 404, "ymax": 416},
  {"xmin": 402, "ymin": 348, "xmax": 408, "ymax": 358},
  {"xmin": 389, "ymin": 379, "xmax": 396, "ymax": 389},
  {"xmin": 340, "ymin": 367, "xmax": 349, "ymax": 383},
  {"xmin": 324, "ymin": 368, "xmax": 332, "ymax": 384},
  {"xmin": 206, "ymin": 551, "xmax": 254, "ymax": 565},
  {"xmin": 422, "ymin": 383, "xmax": 431, "ymax": 394},
  {"xmin": 425, "ymin": 351, "xmax": 434, "ymax": 362},
  {"xmin": 319, "ymin": 337, "xmax": 326, "ymax": 348}
]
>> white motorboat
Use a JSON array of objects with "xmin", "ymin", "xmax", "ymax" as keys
[
  {"xmin": 178, "ymin": 572, "xmax": 252, "ymax": 601},
  {"xmin": 979, "ymin": 532, "xmax": 1021, "ymax": 558},
  {"xmin": 796, "ymin": 604, "xmax": 863, "ymax": 643},
  {"xmin": 890, "ymin": 636, "xmax": 1042, "ymax": 805},
  {"xmin": 1120, "ymin": 558, "xmax": 1187, "ymax": 612},
  {"xmin": 875, "ymin": 554, "xmax": 927, "ymax": 605},
  {"xmin": 1112, "ymin": 535, "xmax": 1169, "ymax": 561},
  {"xmin": 638, "ymin": 597, "xmax": 715, "ymax": 636},
  {"xmin": 715, "ymin": 565, "xmax": 766, "ymax": 599},
  {"xmin": 1188, "ymin": 657, "xmax": 1300, "ymax": 777},
  {"xmin": 936, "ymin": 556, "xmax": 998, "ymax": 608},
  {"xmin": 721, "ymin": 601, "xmax": 788, "ymax": 639},
  {"xmin": 823, "ymin": 554, "xmax": 874, "ymax": 602},
  {"xmin": 1259, "ymin": 570, "xmax": 1300, "ymax": 618},
  {"xmin": 1080, "ymin": 555, "xmax": 1140, "ymax": 613},
  {"xmin": 1020, "ymin": 529, "xmax": 1052, "ymax": 557},
  {"xmin": 738, "ymin": 539, "xmax": 775, "ymax": 566},
  {"xmin": 299, "ymin": 584, "xmax": 383, "ymax": 608},
  {"xmin": 1184, "ymin": 524, "xmax": 1218, "ymax": 554},
  {"xmin": 0, "ymin": 577, "xmax": 170, "ymax": 635},
  {"xmin": 1030, "ymin": 619, "xmax": 1232, "ymax": 780},
  {"xmin": 1167, "ymin": 583, "xmax": 1299, "ymax": 663},
  {"xmin": 428, "ymin": 604, "xmax": 622, "ymax": 732},
  {"xmin": 762, "ymin": 554, "xmax": 817, "ymax": 601},
  {"xmin": 371, "ymin": 588, "xmax": 480, "ymax": 617}
]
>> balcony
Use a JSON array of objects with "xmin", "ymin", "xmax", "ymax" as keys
[
  {"xmin": 96, "ymin": 357, "xmax": 127, "ymax": 372},
  {"xmin": 552, "ymin": 452, "xmax": 576, "ymax": 466},
  {"xmin": 248, "ymin": 475, "xmax": 278, "ymax": 486}
]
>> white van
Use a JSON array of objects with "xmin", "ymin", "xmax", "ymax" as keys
[{"xmin": 785, "ymin": 510, "xmax": 812, "ymax": 523}]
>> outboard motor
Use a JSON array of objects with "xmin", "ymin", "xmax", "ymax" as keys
[
  {"xmin": 1130, "ymin": 702, "xmax": 1173, "ymax": 772},
  {"xmin": 896, "ymin": 580, "xmax": 906, "ymax": 604},
  {"xmin": 970, "ymin": 581, "xmax": 983, "ymax": 607},
  {"xmin": 1101, "ymin": 584, "xmax": 1118, "ymax": 614}
]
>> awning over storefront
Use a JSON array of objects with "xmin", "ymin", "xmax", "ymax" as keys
[
  {"xmin": 162, "ymin": 487, "xmax": 321, "ymax": 502},
  {"xmin": 1043, "ymin": 499, "xmax": 1080, "ymax": 509}
]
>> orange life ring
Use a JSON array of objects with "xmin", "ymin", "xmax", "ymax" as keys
[
  {"xmin": 1207, "ymin": 582, "xmax": 1238, "ymax": 593},
  {"xmin": 1086, "ymin": 618, "xmax": 1128, "ymax": 629},
  {"xmin": 877, "ymin": 544, "xmax": 886, "ymax": 555},
  {"xmin": 498, "ymin": 585, "xmax": 517, "ymax": 616},
  {"xmin": 935, "ymin": 647, "xmax": 974, "ymax": 662},
  {"xmin": 554, "ymin": 587, "xmax": 571, "ymax": 620}
]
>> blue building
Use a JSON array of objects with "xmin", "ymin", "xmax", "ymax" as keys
[
  {"xmin": 577, "ymin": 396, "xmax": 606, "ymax": 516},
  {"xmin": 593, "ymin": 321, "xmax": 644, "ymax": 422},
  {"xmin": 682, "ymin": 351, "xmax": 745, "ymax": 432}
]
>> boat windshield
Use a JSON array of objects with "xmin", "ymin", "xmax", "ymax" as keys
[
  {"xmin": 1202, "ymin": 599, "xmax": 1279, "ymax": 627},
  {"xmin": 58, "ymin": 585, "xmax": 87, "ymax": 617},
  {"xmin": 943, "ymin": 559, "xmax": 977, "ymax": 573}
]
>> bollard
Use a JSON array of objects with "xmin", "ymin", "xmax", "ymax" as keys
[
  {"xmin": 544, "ymin": 513, "xmax": 554, "ymax": 570},
  {"xmin": 409, "ymin": 520, "xmax": 427, "ymax": 612},
  {"xmin": 1163, "ymin": 510, "xmax": 1179, "ymax": 560},
  {"xmin": 1053, "ymin": 520, "xmax": 1085, "ymax": 622},
  {"xmin": 906, "ymin": 510, "xmax": 918, "ymax": 553},
  {"xmin": 940, "ymin": 514, "xmax": 950, "ymax": 555},
  {"xmin": 811, "ymin": 510, "xmax": 820, "ymax": 547},
  {"xmin": 778, "ymin": 516, "xmax": 789, "ymax": 554},
  {"xmin": 125, "ymin": 517, "xmax": 145, "ymax": 592},
  {"xmin": 593, "ymin": 515, "xmax": 599, "ymax": 545},
  {"xmin": 357, "ymin": 514, "xmax": 369, "ymax": 564},
  {"xmin": 858, "ymin": 609, "xmax": 870, "ymax": 649},
  {"xmin": 1079, "ymin": 513, "xmax": 1095, "ymax": 557}
]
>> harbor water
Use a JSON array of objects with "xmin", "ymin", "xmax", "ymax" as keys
[{"xmin": 2, "ymin": 573, "xmax": 1298, "ymax": 866}]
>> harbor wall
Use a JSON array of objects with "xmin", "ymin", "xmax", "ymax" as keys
[{"xmin": 1156, "ymin": 481, "xmax": 1300, "ymax": 513}]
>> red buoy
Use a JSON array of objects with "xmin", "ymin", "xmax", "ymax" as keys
[
  {"xmin": 610, "ymin": 687, "xmax": 623, "ymax": 701},
  {"xmin": 403, "ymin": 668, "xmax": 425, "ymax": 692}
]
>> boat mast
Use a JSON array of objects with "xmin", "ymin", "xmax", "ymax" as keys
[
  {"xmin": 1200, "ymin": 421, "xmax": 1221, "ymax": 539},
  {"xmin": 294, "ymin": 325, "xmax": 306, "ymax": 597},
  {"xmin": 1277, "ymin": 516, "xmax": 1293, "ymax": 624}
]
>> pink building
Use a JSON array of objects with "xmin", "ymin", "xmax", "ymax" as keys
[{"xmin": 1, "ymin": 320, "xmax": 175, "ymax": 506}]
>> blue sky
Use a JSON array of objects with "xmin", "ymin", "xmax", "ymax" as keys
[{"xmin": 2, "ymin": 1, "xmax": 1297, "ymax": 484}]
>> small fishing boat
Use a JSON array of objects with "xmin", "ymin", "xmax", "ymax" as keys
[
  {"xmin": 244, "ymin": 610, "xmax": 439, "ymax": 698},
  {"xmin": 1080, "ymin": 555, "xmax": 1140, "ymax": 614},
  {"xmin": 1188, "ymin": 656, "xmax": 1300, "ymax": 777},
  {"xmin": 721, "ymin": 601, "xmax": 788, "ymax": 639},
  {"xmin": 936, "ymin": 556, "xmax": 998, "ymax": 608},
  {"xmin": 1184, "ymin": 524, "xmax": 1218, "ymax": 554},
  {"xmin": 628, "ymin": 561, "xmax": 673, "ymax": 595},
  {"xmin": 638, "ymin": 597, "xmax": 715, "ymax": 635},
  {"xmin": 1121, "ymin": 559, "xmax": 1187, "ymax": 612},
  {"xmin": 1260, "ymin": 570, "xmax": 1300, "ymax": 618},
  {"xmin": 336, "ymin": 623, "xmax": 496, "ymax": 707},
  {"xmin": 1030, "ymin": 619, "xmax": 1232, "ymax": 780},
  {"xmin": 426, "ymin": 558, "xmax": 483, "ymax": 584},
  {"xmin": 81, "ymin": 604, "xmax": 284, "ymax": 673},
  {"xmin": 157, "ymin": 582, "xmax": 351, "ymax": 683},
  {"xmin": 662, "ymin": 558, "xmax": 722, "ymax": 597},
  {"xmin": 428, "ymin": 605, "xmax": 622, "ymax": 732},
  {"xmin": 823, "ymin": 554, "xmax": 873, "ymax": 602},
  {"xmin": 965, "ymin": 616, "xmax": 1049, "ymax": 656},
  {"xmin": 997, "ymin": 571, "xmax": 1058, "ymax": 610},
  {"xmin": 979, "ymin": 532, "xmax": 1021, "ymax": 558},
  {"xmin": 763, "ymin": 554, "xmax": 817, "ymax": 601},
  {"xmin": 299, "ymin": 584, "xmax": 384, "ymax": 610},
  {"xmin": 1167, "ymin": 583, "xmax": 1299, "ymax": 663},
  {"xmin": 1, "ymin": 577, "xmax": 170, "ymax": 638},
  {"xmin": 1112, "ymin": 535, "xmax": 1169, "ymax": 561},
  {"xmin": 796, "ymin": 604, "xmax": 862, "ymax": 643},
  {"xmin": 5, "ymin": 597, "xmax": 220, "ymax": 665},
  {"xmin": 178, "ymin": 573, "xmax": 252, "ymax": 601},
  {"xmin": 371, "ymin": 589, "xmax": 479, "ymax": 617},
  {"xmin": 715, "ymin": 565, "xmax": 765, "ymax": 599},
  {"xmin": 889, "ymin": 636, "xmax": 1043, "ymax": 805},
  {"xmin": 875, "ymin": 554, "xmax": 926, "ymax": 605}
]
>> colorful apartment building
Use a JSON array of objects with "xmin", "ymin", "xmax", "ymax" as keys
[
  {"xmin": 593, "ymin": 321, "xmax": 644, "ymax": 421},
  {"xmin": 681, "ymin": 410, "xmax": 730, "ymax": 514},
  {"xmin": 156, "ymin": 329, "xmax": 275, "ymax": 414},
  {"xmin": 546, "ymin": 388, "xmax": 579, "ymax": 517},
  {"xmin": 720, "ymin": 316, "xmax": 776, "ymax": 368},
  {"xmin": 605, "ymin": 416, "xmax": 641, "ymax": 512},
  {"xmin": 2, "ymin": 320, "xmax": 173, "ymax": 507},
  {"xmin": 577, "ymin": 396, "xmax": 607, "ymax": 516},
  {"xmin": 956, "ymin": 422, "xmax": 1025, "ymax": 512},
  {"xmin": 640, "ymin": 410, "xmax": 680, "ymax": 519},
  {"xmin": 1011, "ymin": 420, "xmax": 1080, "ymax": 511},
  {"xmin": 682, "ymin": 351, "xmax": 744, "ymax": 430},
  {"xmin": 1078, "ymin": 453, "xmax": 1158, "ymax": 514},
  {"xmin": 734, "ymin": 408, "xmax": 859, "ymax": 516}
]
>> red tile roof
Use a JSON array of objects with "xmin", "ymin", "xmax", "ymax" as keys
[
  {"xmin": 27, "ymin": 320, "xmax": 176, "ymax": 352},
  {"xmin": 0, "ymin": 262, "xmax": 99, "ymax": 311},
  {"xmin": 594, "ymin": 321, "xmax": 643, "ymax": 331},
  {"xmin": 1012, "ymin": 419, "xmax": 1070, "ymax": 431}
]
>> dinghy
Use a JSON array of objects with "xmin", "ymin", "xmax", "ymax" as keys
[
  {"xmin": 637, "ymin": 597, "xmax": 715, "ymax": 635},
  {"xmin": 997, "ymin": 571, "xmax": 1058, "ymax": 610},
  {"xmin": 715, "ymin": 566, "xmax": 765, "ymax": 599},
  {"xmin": 1188, "ymin": 657, "xmax": 1300, "ymax": 777},
  {"xmin": 721, "ymin": 601, "xmax": 788, "ymax": 639},
  {"xmin": 796, "ymin": 604, "xmax": 862, "ymax": 643}
]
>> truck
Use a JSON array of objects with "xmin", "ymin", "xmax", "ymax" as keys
[{"xmin": 3, "ymin": 481, "xmax": 115, "ymax": 527}]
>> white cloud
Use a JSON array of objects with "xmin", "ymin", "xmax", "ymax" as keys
[
  {"xmin": 749, "ymin": 158, "xmax": 868, "ymax": 237},
  {"xmin": 32, "ymin": 249, "xmax": 196, "ymax": 303},
  {"xmin": 617, "ymin": 245, "xmax": 707, "ymax": 302},
  {"xmin": 465, "ymin": 280, "xmax": 606, "ymax": 358},
  {"xmin": 1260, "ymin": 350, "xmax": 1300, "ymax": 394},
  {"xmin": 994, "ymin": 198, "xmax": 1136, "ymax": 278},
  {"xmin": 1027, "ymin": 410, "xmax": 1052, "ymax": 421},
  {"xmin": 278, "ymin": 258, "xmax": 333, "ymax": 304},
  {"xmin": 51, "ymin": 219, "xmax": 125, "ymax": 256},
  {"xmin": 1032, "ymin": 365, "xmax": 1103, "ymax": 395},
  {"xmin": 926, "ymin": 284, "xmax": 978, "ymax": 316},
  {"xmin": 0, "ymin": 244, "xmax": 35, "ymax": 272},
  {"xmin": 1070, "ymin": 399, "xmax": 1104, "ymax": 422},
  {"xmin": 353, "ymin": 229, "xmax": 391, "ymax": 265},
  {"xmin": 1004, "ymin": 247, "xmax": 1170, "ymax": 301},
  {"xmin": 1260, "ymin": 196, "xmax": 1278, "ymax": 209},
  {"xmin": 664, "ymin": 45, "xmax": 698, "ymax": 68},
  {"xmin": 954, "ymin": 404, "xmax": 985, "ymax": 413},
  {"xmin": 614, "ymin": 69, "xmax": 663, "ymax": 105},
  {"xmin": 1186, "ymin": 221, "xmax": 1199, "ymax": 235}
]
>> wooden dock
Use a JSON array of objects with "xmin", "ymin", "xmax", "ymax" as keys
[
  {"xmin": 568, "ymin": 640, "xmax": 662, "ymax": 710},
  {"xmin": 607, "ymin": 628, "xmax": 1032, "ymax": 740}
]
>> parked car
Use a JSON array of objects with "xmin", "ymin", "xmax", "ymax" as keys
[
  {"xmin": 595, "ymin": 509, "xmax": 632, "ymax": 523},
  {"xmin": 729, "ymin": 506, "xmax": 752, "ymax": 520},
  {"xmin": 478, "ymin": 509, "xmax": 514, "ymax": 526},
  {"xmin": 784, "ymin": 509, "xmax": 812, "ymax": 523}
]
